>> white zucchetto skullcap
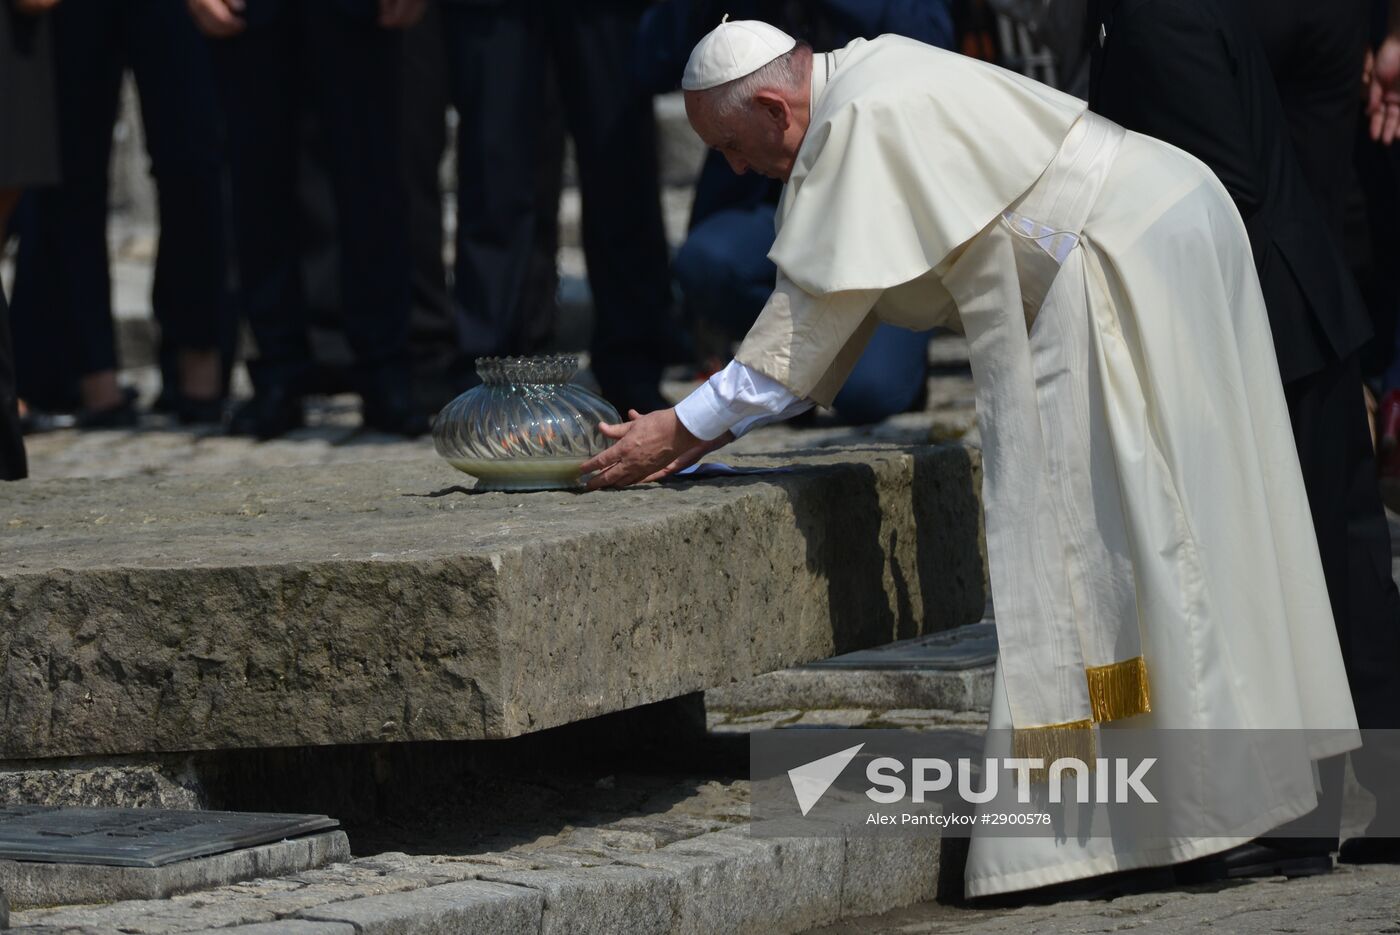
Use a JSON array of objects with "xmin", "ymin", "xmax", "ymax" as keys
[{"xmin": 681, "ymin": 15, "xmax": 798, "ymax": 91}]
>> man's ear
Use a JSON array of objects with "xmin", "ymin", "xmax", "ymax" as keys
[{"xmin": 753, "ymin": 91, "xmax": 791, "ymax": 131}]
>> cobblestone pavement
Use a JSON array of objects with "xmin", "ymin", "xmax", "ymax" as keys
[{"xmin": 809, "ymin": 864, "xmax": 1400, "ymax": 934}]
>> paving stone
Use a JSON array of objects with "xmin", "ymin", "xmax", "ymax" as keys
[
  {"xmin": 188, "ymin": 923, "xmax": 354, "ymax": 935},
  {"xmin": 808, "ymin": 865, "xmax": 1400, "ymax": 935},
  {"xmin": 479, "ymin": 865, "xmax": 680, "ymax": 935},
  {"xmin": 617, "ymin": 829, "xmax": 845, "ymax": 935},
  {"xmin": 793, "ymin": 710, "xmax": 876, "ymax": 728},
  {"xmin": 295, "ymin": 879, "xmax": 542, "ymax": 935},
  {"xmin": 840, "ymin": 834, "xmax": 939, "ymax": 917},
  {"xmin": 596, "ymin": 815, "xmax": 735, "ymax": 848},
  {"xmin": 9, "ymin": 858, "xmax": 480, "ymax": 933},
  {"xmin": 731, "ymin": 709, "xmax": 804, "ymax": 725}
]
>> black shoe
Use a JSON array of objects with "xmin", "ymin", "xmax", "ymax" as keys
[
  {"xmin": 228, "ymin": 391, "xmax": 304, "ymax": 440},
  {"xmin": 1175, "ymin": 841, "xmax": 1333, "ymax": 884},
  {"xmin": 76, "ymin": 387, "xmax": 140, "ymax": 430},
  {"xmin": 360, "ymin": 366, "xmax": 429, "ymax": 437},
  {"xmin": 152, "ymin": 384, "xmax": 180, "ymax": 415},
  {"xmin": 1339, "ymin": 837, "xmax": 1400, "ymax": 864},
  {"xmin": 362, "ymin": 396, "xmax": 429, "ymax": 437},
  {"xmin": 976, "ymin": 866, "xmax": 1176, "ymax": 907},
  {"xmin": 176, "ymin": 395, "xmax": 226, "ymax": 426}
]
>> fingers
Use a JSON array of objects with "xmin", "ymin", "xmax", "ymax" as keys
[
  {"xmin": 1374, "ymin": 94, "xmax": 1400, "ymax": 144},
  {"xmin": 640, "ymin": 454, "xmax": 694, "ymax": 484},
  {"xmin": 597, "ymin": 420, "xmax": 636, "ymax": 441},
  {"xmin": 579, "ymin": 443, "xmax": 620, "ymax": 476},
  {"xmin": 585, "ymin": 458, "xmax": 649, "ymax": 490},
  {"xmin": 627, "ymin": 409, "xmax": 645, "ymax": 422}
]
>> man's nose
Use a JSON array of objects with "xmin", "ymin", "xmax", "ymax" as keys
[{"xmin": 724, "ymin": 152, "xmax": 749, "ymax": 175}]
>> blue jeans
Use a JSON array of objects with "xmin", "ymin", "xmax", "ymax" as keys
[{"xmin": 673, "ymin": 204, "xmax": 929, "ymax": 424}]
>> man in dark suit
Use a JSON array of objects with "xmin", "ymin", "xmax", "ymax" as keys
[
  {"xmin": 1089, "ymin": 0, "xmax": 1400, "ymax": 874},
  {"xmin": 187, "ymin": 0, "xmax": 428, "ymax": 438}
]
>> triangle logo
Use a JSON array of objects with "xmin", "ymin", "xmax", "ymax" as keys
[{"xmin": 787, "ymin": 743, "xmax": 865, "ymax": 816}]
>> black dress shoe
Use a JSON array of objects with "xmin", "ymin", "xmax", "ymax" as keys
[
  {"xmin": 1339, "ymin": 837, "xmax": 1400, "ymax": 864},
  {"xmin": 228, "ymin": 391, "xmax": 304, "ymax": 440},
  {"xmin": 975, "ymin": 865, "xmax": 1177, "ymax": 907},
  {"xmin": 360, "ymin": 364, "xmax": 429, "ymax": 437},
  {"xmin": 361, "ymin": 395, "xmax": 429, "ymax": 437},
  {"xmin": 176, "ymin": 395, "xmax": 226, "ymax": 426},
  {"xmin": 152, "ymin": 384, "xmax": 180, "ymax": 415},
  {"xmin": 1175, "ymin": 841, "xmax": 1333, "ymax": 884}
]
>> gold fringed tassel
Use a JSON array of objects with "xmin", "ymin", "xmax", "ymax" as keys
[
  {"xmin": 1011, "ymin": 718, "xmax": 1095, "ymax": 781},
  {"xmin": 1085, "ymin": 656, "xmax": 1152, "ymax": 724}
]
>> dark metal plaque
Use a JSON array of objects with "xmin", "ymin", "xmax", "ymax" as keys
[
  {"xmin": 803, "ymin": 621, "xmax": 998, "ymax": 672},
  {"xmin": 0, "ymin": 806, "xmax": 338, "ymax": 868}
]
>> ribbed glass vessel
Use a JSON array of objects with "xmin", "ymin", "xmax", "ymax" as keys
[{"xmin": 433, "ymin": 355, "xmax": 620, "ymax": 491}]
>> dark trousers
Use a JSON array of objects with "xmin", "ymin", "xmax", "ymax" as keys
[
  {"xmin": 399, "ymin": 5, "xmax": 461, "ymax": 405},
  {"xmin": 210, "ymin": 3, "xmax": 410, "ymax": 394},
  {"xmin": 397, "ymin": 6, "xmax": 564, "ymax": 409},
  {"xmin": 0, "ymin": 284, "xmax": 26, "ymax": 481},
  {"xmin": 1286, "ymin": 355, "xmax": 1400, "ymax": 820},
  {"xmin": 442, "ymin": 0, "xmax": 674, "ymax": 412},
  {"xmin": 9, "ymin": 0, "xmax": 226, "ymax": 410}
]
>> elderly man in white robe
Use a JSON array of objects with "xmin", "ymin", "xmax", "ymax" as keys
[{"xmin": 580, "ymin": 20, "xmax": 1360, "ymax": 898}]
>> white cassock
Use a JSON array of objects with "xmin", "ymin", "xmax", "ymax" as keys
[{"xmin": 673, "ymin": 35, "xmax": 1361, "ymax": 896}]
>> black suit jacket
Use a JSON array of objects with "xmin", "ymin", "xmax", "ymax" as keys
[{"xmin": 1088, "ymin": 0, "xmax": 1372, "ymax": 383}]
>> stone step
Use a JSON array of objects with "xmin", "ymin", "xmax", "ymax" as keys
[
  {"xmin": 8, "ymin": 826, "xmax": 944, "ymax": 935},
  {"xmin": 0, "ymin": 444, "xmax": 986, "ymax": 761},
  {"xmin": 706, "ymin": 618, "xmax": 996, "ymax": 721}
]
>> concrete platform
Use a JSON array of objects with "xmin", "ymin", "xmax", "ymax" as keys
[{"xmin": 0, "ymin": 444, "xmax": 985, "ymax": 760}]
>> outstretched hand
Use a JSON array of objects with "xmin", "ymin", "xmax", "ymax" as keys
[
  {"xmin": 581, "ymin": 408, "xmax": 728, "ymax": 490},
  {"xmin": 1367, "ymin": 38, "xmax": 1400, "ymax": 144}
]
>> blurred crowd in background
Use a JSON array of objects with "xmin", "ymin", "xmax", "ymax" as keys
[{"xmin": 3, "ymin": 0, "xmax": 1400, "ymax": 496}]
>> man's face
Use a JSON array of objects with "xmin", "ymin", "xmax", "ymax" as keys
[{"xmin": 685, "ymin": 91, "xmax": 802, "ymax": 181}]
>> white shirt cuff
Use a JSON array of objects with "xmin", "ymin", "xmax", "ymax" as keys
[
  {"xmin": 675, "ymin": 380, "xmax": 740, "ymax": 441},
  {"xmin": 674, "ymin": 359, "xmax": 809, "ymax": 441}
]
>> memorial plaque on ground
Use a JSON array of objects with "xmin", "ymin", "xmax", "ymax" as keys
[
  {"xmin": 802, "ymin": 621, "xmax": 997, "ymax": 671},
  {"xmin": 0, "ymin": 806, "xmax": 338, "ymax": 867}
]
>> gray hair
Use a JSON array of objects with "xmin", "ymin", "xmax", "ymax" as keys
[{"xmin": 706, "ymin": 42, "xmax": 812, "ymax": 119}]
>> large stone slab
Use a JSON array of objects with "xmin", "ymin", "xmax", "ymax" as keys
[{"xmin": 0, "ymin": 444, "xmax": 984, "ymax": 760}]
